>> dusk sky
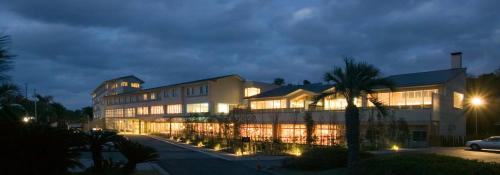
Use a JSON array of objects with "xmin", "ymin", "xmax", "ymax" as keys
[{"xmin": 0, "ymin": 0, "xmax": 499, "ymax": 109}]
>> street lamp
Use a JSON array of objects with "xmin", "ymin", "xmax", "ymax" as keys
[
  {"xmin": 23, "ymin": 117, "xmax": 30, "ymax": 123},
  {"xmin": 470, "ymin": 96, "xmax": 484, "ymax": 135}
]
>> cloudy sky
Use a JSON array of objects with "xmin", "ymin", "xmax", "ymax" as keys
[{"xmin": 0, "ymin": 0, "xmax": 499, "ymax": 109}]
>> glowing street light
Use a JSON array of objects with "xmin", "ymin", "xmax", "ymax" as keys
[
  {"xmin": 471, "ymin": 97, "xmax": 484, "ymax": 106},
  {"xmin": 470, "ymin": 96, "xmax": 485, "ymax": 135},
  {"xmin": 23, "ymin": 117, "xmax": 30, "ymax": 123}
]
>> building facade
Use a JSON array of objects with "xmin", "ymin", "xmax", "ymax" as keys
[{"xmin": 92, "ymin": 53, "xmax": 467, "ymax": 147}]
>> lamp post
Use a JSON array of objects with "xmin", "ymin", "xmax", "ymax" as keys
[{"xmin": 471, "ymin": 97, "xmax": 484, "ymax": 136}]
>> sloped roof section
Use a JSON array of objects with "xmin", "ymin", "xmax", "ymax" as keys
[
  {"xmin": 249, "ymin": 68, "xmax": 466, "ymax": 99},
  {"xmin": 384, "ymin": 68, "xmax": 466, "ymax": 87},
  {"xmin": 145, "ymin": 74, "xmax": 243, "ymax": 90},
  {"xmin": 92, "ymin": 75, "xmax": 144, "ymax": 93},
  {"xmin": 104, "ymin": 74, "xmax": 243, "ymax": 96},
  {"xmin": 248, "ymin": 83, "xmax": 334, "ymax": 99}
]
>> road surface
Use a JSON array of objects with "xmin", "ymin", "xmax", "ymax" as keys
[{"xmin": 128, "ymin": 135, "xmax": 273, "ymax": 175}]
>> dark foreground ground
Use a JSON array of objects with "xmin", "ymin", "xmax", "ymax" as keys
[{"xmin": 128, "ymin": 135, "xmax": 277, "ymax": 175}]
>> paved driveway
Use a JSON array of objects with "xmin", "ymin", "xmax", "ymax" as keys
[
  {"xmin": 423, "ymin": 147, "xmax": 500, "ymax": 163},
  {"xmin": 374, "ymin": 147, "xmax": 500, "ymax": 163},
  {"xmin": 128, "ymin": 135, "xmax": 273, "ymax": 175}
]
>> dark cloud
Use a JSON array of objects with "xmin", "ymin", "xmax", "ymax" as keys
[{"xmin": 0, "ymin": 0, "xmax": 498, "ymax": 109}]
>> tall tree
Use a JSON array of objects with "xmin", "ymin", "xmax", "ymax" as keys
[
  {"xmin": 0, "ymin": 83, "xmax": 24, "ymax": 121},
  {"xmin": 319, "ymin": 58, "xmax": 393, "ymax": 168},
  {"xmin": 0, "ymin": 34, "xmax": 14, "ymax": 82},
  {"xmin": 273, "ymin": 78, "xmax": 285, "ymax": 86},
  {"xmin": 82, "ymin": 106, "xmax": 94, "ymax": 121},
  {"xmin": 303, "ymin": 80, "xmax": 311, "ymax": 85}
]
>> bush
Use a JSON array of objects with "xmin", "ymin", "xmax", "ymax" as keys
[
  {"xmin": 116, "ymin": 138, "xmax": 159, "ymax": 173},
  {"xmin": 282, "ymin": 146, "xmax": 373, "ymax": 170},
  {"xmin": 353, "ymin": 154, "xmax": 500, "ymax": 175},
  {"xmin": 0, "ymin": 122, "xmax": 85, "ymax": 174}
]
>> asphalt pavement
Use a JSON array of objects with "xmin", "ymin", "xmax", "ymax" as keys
[{"xmin": 128, "ymin": 135, "xmax": 275, "ymax": 175}]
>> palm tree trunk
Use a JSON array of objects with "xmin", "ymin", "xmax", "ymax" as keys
[
  {"xmin": 345, "ymin": 103, "xmax": 360, "ymax": 168},
  {"xmin": 91, "ymin": 146, "xmax": 103, "ymax": 170}
]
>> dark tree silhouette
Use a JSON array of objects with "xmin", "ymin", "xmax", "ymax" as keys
[
  {"xmin": 317, "ymin": 58, "xmax": 393, "ymax": 168},
  {"xmin": 0, "ymin": 34, "xmax": 14, "ymax": 82},
  {"xmin": 303, "ymin": 80, "xmax": 311, "ymax": 85},
  {"xmin": 273, "ymin": 78, "xmax": 285, "ymax": 86}
]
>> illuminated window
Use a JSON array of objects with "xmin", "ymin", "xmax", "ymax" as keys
[
  {"xmin": 250, "ymin": 99, "xmax": 286, "ymax": 109},
  {"xmin": 113, "ymin": 108, "xmax": 123, "ymax": 117},
  {"xmin": 423, "ymin": 90, "xmax": 437, "ymax": 105},
  {"xmin": 151, "ymin": 105, "xmax": 164, "ymax": 114},
  {"xmin": 240, "ymin": 124, "xmax": 273, "ymax": 141},
  {"xmin": 167, "ymin": 104, "xmax": 182, "ymax": 114},
  {"xmin": 217, "ymin": 103, "xmax": 231, "ymax": 114},
  {"xmin": 143, "ymin": 94, "xmax": 148, "ymax": 100},
  {"xmin": 245, "ymin": 87, "xmax": 261, "ymax": 97},
  {"xmin": 121, "ymin": 82, "xmax": 128, "ymax": 87},
  {"xmin": 453, "ymin": 92, "xmax": 464, "ymax": 109},
  {"xmin": 390, "ymin": 92, "xmax": 405, "ymax": 106},
  {"xmin": 151, "ymin": 93, "xmax": 156, "ymax": 100},
  {"xmin": 324, "ymin": 96, "xmax": 361, "ymax": 110},
  {"xmin": 290, "ymin": 99, "xmax": 305, "ymax": 108},
  {"xmin": 137, "ymin": 107, "xmax": 149, "ymax": 115},
  {"xmin": 186, "ymin": 103, "xmax": 209, "ymax": 113},
  {"xmin": 280, "ymin": 124, "xmax": 306, "ymax": 144},
  {"xmin": 125, "ymin": 108, "xmax": 135, "ymax": 117},
  {"xmin": 105, "ymin": 109, "xmax": 113, "ymax": 118},
  {"xmin": 131, "ymin": 83, "xmax": 140, "ymax": 88}
]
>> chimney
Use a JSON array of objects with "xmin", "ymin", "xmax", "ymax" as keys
[{"xmin": 451, "ymin": 52, "xmax": 462, "ymax": 69}]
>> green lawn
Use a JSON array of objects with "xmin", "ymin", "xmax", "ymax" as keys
[
  {"xmin": 281, "ymin": 151, "xmax": 500, "ymax": 175},
  {"xmin": 353, "ymin": 153, "xmax": 500, "ymax": 175}
]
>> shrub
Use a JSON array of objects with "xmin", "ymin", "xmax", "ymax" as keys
[
  {"xmin": 1, "ymin": 122, "xmax": 85, "ymax": 174},
  {"xmin": 116, "ymin": 139, "xmax": 159, "ymax": 173},
  {"xmin": 282, "ymin": 146, "xmax": 372, "ymax": 170},
  {"xmin": 353, "ymin": 154, "xmax": 500, "ymax": 175}
]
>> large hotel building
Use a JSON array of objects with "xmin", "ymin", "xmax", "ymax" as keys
[{"xmin": 92, "ymin": 53, "xmax": 467, "ymax": 146}]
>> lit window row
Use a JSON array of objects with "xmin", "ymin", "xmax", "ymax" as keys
[
  {"xmin": 151, "ymin": 105, "xmax": 164, "ymax": 114},
  {"xmin": 137, "ymin": 107, "xmax": 149, "ymax": 115},
  {"xmin": 167, "ymin": 104, "xmax": 182, "ymax": 114},
  {"xmin": 369, "ymin": 89, "xmax": 438, "ymax": 106},
  {"xmin": 250, "ymin": 99, "xmax": 287, "ymax": 109},
  {"xmin": 131, "ymin": 83, "xmax": 140, "ymax": 88},
  {"xmin": 244, "ymin": 87, "xmax": 260, "ymax": 97},
  {"xmin": 187, "ymin": 103, "xmax": 209, "ymax": 113},
  {"xmin": 324, "ymin": 97, "xmax": 362, "ymax": 110}
]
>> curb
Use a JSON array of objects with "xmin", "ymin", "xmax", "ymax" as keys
[{"xmin": 151, "ymin": 163, "xmax": 170, "ymax": 175}]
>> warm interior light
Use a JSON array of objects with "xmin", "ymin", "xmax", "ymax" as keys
[
  {"xmin": 214, "ymin": 144, "xmax": 221, "ymax": 151},
  {"xmin": 391, "ymin": 145, "xmax": 400, "ymax": 151},
  {"xmin": 471, "ymin": 97, "xmax": 484, "ymax": 106},
  {"xmin": 22, "ymin": 117, "xmax": 29, "ymax": 123},
  {"xmin": 197, "ymin": 142, "xmax": 204, "ymax": 147}
]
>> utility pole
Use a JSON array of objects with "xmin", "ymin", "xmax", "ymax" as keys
[
  {"xmin": 25, "ymin": 83, "xmax": 28, "ymax": 99},
  {"xmin": 34, "ymin": 88, "xmax": 37, "ymax": 122}
]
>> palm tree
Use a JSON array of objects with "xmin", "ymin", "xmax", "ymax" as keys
[
  {"xmin": 115, "ymin": 138, "xmax": 159, "ymax": 173},
  {"xmin": 85, "ymin": 131, "xmax": 118, "ymax": 170},
  {"xmin": 0, "ymin": 83, "xmax": 25, "ymax": 121},
  {"xmin": 0, "ymin": 34, "xmax": 14, "ymax": 82},
  {"xmin": 319, "ymin": 58, "xmax": 393, "ymax": 168}
]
